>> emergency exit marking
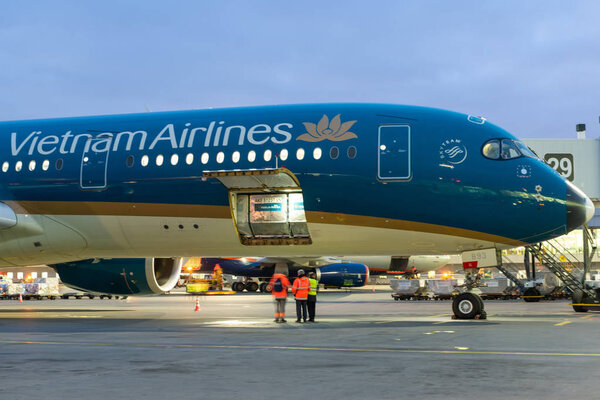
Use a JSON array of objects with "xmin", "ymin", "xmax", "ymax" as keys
[{"xmin": 544, "ymin": 153, "xmax": 574, "ymax": 182}]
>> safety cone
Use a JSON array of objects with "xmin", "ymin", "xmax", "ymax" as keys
[
  {"xmin": 18, "ymin": 293, "xmax": 23, "ymax": 303},
  {"xmin": 372, "ymin": 286, "xmax": 376, "ymax": 293},
  {"xmin": 194, "ymin": 296, "xmax": 200, "ymax": 312}
]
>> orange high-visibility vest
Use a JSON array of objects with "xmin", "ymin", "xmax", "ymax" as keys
[
  {"xmin": 268, "ymin": 273, "xmax": 290, "ymax": 298},
  {"xmin": 292, "ymin": 276, "xmax": 310, "ymax": 300}
]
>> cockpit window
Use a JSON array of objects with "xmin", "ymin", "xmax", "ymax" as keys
[
  {"xmin": 482, "ymin": 139, "xmax": 500, "ymax": 159},
  {"xmin": 500, "ymin": 139, "xmax": 521, "ymax": 159},
  {"xmin": 482, "ymin": 138, "xmax": 529, "ymax": 160},
  {"xmin": 514, "ymin": 141, "xmax": 537, "ymax": 158}
]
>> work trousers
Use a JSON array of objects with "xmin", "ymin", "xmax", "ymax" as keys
[
  {"xmin": 274, "ymin": 298, "xmax": 286, "ymax": 317},
  {"xmin": 295, "ymin": 299, "xmax": 308, "ymax": 321},
  {"xmin": 307, "ymin": 294, "xmax": 316, "ymax": 321}
]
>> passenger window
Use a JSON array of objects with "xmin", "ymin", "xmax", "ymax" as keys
[
  {"xmin": 296, "ymin": 148, "xmax": 305, "ymax": 160},
  {"xmin": 217, "ymin": 152, "xmax": 224, "ymax": 163},
  {"xmin": 248, "ymin": 150, "xmax": 256, "ymax": 162},
  {"xmin": 482, "ymin": 139, "xmax": 500, "ymax": 159},
  {"xmin": 186, "ymin": 153, "xmax": 194, "ymax": 165},
  {"xmin": 126, "ymin": 155, "xmax": 134, "ymax": 167},
  {"xmin": 56, "ymin": 158, "xmax": 63, "ymax": 170},
  {"xmin": 501, "ymin": 139, "xmax": 521, "ymax": 160},
  {"xmin": 330, "ymin": 146, "xmax": 339, "ymax": 159},
  {"xmin": 28, "ymin": 160, "xmax": 36, "ymax": 171},
  {"xmin": 313, "ymin": 147, "xmax": 322, "ymax": 160},
  {"xmin": 156, "ymin": 155, "xmax": 164, "ymax": 166},
  {"xmin": 42, "ymin": 160, "xmax": 49, "ymax": 171},
  {"xmin": 141, "ymin": 155, "xmax": 149, "ymax": 167},
  {"xmin": 347, "ymin": 146, "xmax": 357, "ymax": 159},
  {"xmin": 280, "ymin": 149, "xmax": 288, "ymax": 161},
  {"xmin": 2, "ymin": 162, "xmax": 8, "ymax": 172},
  {"xmin": 232, "ymin": 151, "xmax": 240, "ymax": 163},
  {"xmin": 264, "ymin": 149, "xmax": 272, "ymax": 162},
  {"xmin": 201, "ymin": 153, "xmax": 209, "ymax": 164},
  {"xmin": 15, "ymin": 161, "xmax": 22, "ymax": 172},
  {"xmin": 170, "ymin": 154, "xmax": 179, "ymax": 165}
]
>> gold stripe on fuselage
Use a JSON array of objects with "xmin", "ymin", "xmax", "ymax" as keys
[{"xmin": 4, "ymin": 200, "xmax": 524, "ymax": 247}]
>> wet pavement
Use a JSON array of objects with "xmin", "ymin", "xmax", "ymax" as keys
[{"xmin": 0, "ymin": 290, "xmax": 599, "ymax": 400}]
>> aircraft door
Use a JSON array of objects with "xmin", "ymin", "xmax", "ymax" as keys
[
  {"xmin": 378, "ymin": 125, "xmax": 411, "ymax": 180},
  {"xmin": 80, "ymin": 135, "xmax": 112, "ymax": 190}
]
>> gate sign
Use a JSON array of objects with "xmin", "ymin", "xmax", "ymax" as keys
[{"xmin": 544, "ymin": 153, "xmax": 574, "ymax": 182}]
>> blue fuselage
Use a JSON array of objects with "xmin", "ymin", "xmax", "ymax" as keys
[{"xmin": 0, "ymin": 103, "xmax": 584, "ymax": 263}]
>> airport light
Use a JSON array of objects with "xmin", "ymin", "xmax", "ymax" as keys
[{"xmin": 576, "ymin": 123, "xmax": 586, "ymax": 139}]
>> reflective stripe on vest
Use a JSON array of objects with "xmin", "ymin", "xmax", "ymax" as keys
[{"xmin": 295, "ymin": 277, "xmax": 310, "ymax": 289}]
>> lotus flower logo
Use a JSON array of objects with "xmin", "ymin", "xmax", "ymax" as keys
[{"xmin": 297, "ymin": 114, "xmax": 358, "ymax": 142}]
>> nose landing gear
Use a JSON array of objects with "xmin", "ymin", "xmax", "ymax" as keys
[{"xmin": 452, "ymin": 292, "xmax": 487, "ymax": 319}]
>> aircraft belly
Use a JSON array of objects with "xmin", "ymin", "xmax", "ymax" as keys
[{"xmin": 25, "ymin": 215, "xmax": 502, "ymax": 259}]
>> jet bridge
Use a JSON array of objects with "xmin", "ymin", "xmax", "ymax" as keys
[{"xmin": 203, "ymin": 168, "xmax": 312, "ymax": 246}]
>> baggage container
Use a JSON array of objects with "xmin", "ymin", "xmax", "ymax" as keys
[
  {"xmin": 427, "ymin": 279, "xmax": 458, "ymax": 299},
  {"xmin": 479, "ymin": 278, "xmax": 510, "ymax": 299},
  {"xmin": 390, "ymin": 279, "xmax": 422, "ymax": 300}
]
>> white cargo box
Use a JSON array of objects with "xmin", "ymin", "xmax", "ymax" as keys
[
  {"xmin": 479, "ymin": 278, "xmax": 509, "ymax": 295},
  {"xmin": 38, "ymin": 282, "xmax": 60, "ymax": 296},
  {"xmin": 24, "ymin": 283, "xmax": 39, "ymax": 295},
  {"xmin": 427, "ymin": 279, "xmax": 458, "ymax": 295},
  {"xmin": 390, "ymin": 279, "xmax": 421, "ymax": 294},
  {"xmin": 7, "ymin": 283, "xmax": 25, "ymax": 295}
]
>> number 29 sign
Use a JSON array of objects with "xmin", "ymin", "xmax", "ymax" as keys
[{"xmin": 544, "ymin": 153, "xmax": 574, "ymax": 182}]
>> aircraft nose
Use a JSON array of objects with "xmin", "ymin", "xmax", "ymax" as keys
[{"xmin": 566, "ymin": 180, "xmax": 595, "ymax": 232}]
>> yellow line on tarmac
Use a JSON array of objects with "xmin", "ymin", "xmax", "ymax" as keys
[
  {"xmin": 555, "ymin": 321, "xmax": 572, "ymax": 326},
  {"xmin": 580, "ymin": 315, "xmax": 594, "ymax": 320},
  {"xmin": 1, "ymin": 340, "xmax": 600, "ymax": 358},
  {"xmin": 433, "ymin": 321, "xmax": 450, "ymax": 325},
  {"xmin": 428, "ymin": 314, "xmax": 452, "ymax": 318}
]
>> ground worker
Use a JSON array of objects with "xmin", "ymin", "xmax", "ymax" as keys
[
  {"xmin": 307, "ymin": 271, "xmax": 318, "ymax": 322},
  {"xmin": 292, "ymin": 269, "xmax": 310, "ymax": 323},
  {"xmin": 267, "ymin": 272, "xmax": 291, "ymax": 323},
  {"xmin": 213, "ymin": 264, "xmax": 223, "ymax": 290}
]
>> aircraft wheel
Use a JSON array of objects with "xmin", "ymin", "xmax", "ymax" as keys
[
  {"xmin": 523, "ymin": 287, "xmax": 541, "ymax": 303},
  {"xmin": 259, "ymin": 282, "xmax": 270, "ymax": 293},
  {"xmin": 232, "ymin": 282, "xmax": 245, "ymax": 292},
  {"xmin": 245, "ymin": 282, "xmax": 259, "ymax": 292},
  {"xmin": 475, "ymin": 293, "xmax": 485, "ymax": 310},
  {"xmin": 572, "ymin": 290, "xmax": 589, "ymax": 312},
  {"xmin": 452, "ymin": 292, "xmax": 482, "ymax": 319}
]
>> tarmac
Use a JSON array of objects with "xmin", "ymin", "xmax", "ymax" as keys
[{"xmin": 1, "ymin": 288, "xmax": 600, "ymax": 400}]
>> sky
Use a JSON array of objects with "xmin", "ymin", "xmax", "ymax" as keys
[{"xmin": 1, "ymin": 1, "xmax": 599, "ymax": 138}]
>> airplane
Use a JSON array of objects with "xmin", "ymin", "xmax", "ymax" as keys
[
  {"xmin": 0, "ymin": 103, "xmax": 593, "ymax": 319},
  {"xmin": 196, "ymin": 255, "xmax": 451, "ymax": 292}
]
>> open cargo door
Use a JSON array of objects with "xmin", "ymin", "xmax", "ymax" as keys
[{"xmin": 203, "ymin": 168, "xmax": 312, "ymax": 246}]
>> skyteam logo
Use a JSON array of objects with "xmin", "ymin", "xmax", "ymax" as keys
[{"xmin": 439, "ymin": 139, "xmax": 467, "ymax": 165}]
